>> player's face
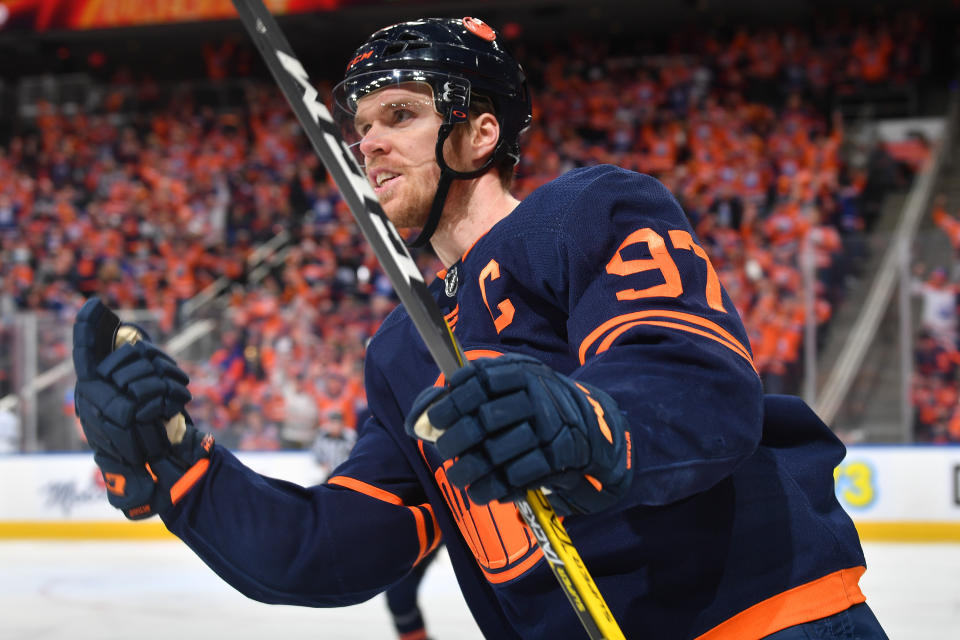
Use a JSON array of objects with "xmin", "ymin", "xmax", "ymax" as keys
[{"xmin": 354, "ymin": 83, "xmax": 443, "ymax": 230}]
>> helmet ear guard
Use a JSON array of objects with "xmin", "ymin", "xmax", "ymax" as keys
[{"xmin": 437, "ymin": 78, "xmax": 471, "ymax": 124}]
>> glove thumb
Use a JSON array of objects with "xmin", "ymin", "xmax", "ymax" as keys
[
  {"xmin": 405, "ymin": 385, "xmax": 448, "ymax": 443},
  {"xmin": 73, "ymin": 297, "xmax": 122, "ymax": 381}
]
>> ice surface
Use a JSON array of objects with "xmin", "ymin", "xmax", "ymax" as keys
[{"xmin": 0, "ymin": 541, "xmax": 955, "ymax": 639}]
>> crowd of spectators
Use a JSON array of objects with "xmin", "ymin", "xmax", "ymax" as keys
[
  {"xmin": 912, "ymin": 196, "xmax": 960, "ymax": 443},
  {"xmin": 508, "ymin": 12, "xmax": 927, "ymax": 393},
  {"xmin": 0, "ymin": 11, "xmax": 935, "ymax": 449}
]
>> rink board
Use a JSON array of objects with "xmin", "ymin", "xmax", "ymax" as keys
[{"xmin": 1, "ymin": 446, "xmax": 959, "ymax": 541}]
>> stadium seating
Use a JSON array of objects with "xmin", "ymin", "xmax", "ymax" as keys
[{"xmin": 0, "ymin": 11, "xmax": 933, "ymax": 449}]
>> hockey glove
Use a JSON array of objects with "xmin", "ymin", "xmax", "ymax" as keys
[
  {"xmin": 406, "ymin": 354, "xmax": 632, "ymax": 516},
  {"xmin": 73, "ymin": 297, "xmax": 213, "ymax": 520}
]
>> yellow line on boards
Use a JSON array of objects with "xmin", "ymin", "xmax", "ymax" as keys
[
  {"xmin": 0, "ymin": 521, "xmax": 175, "ymax": 540},
  {"xmin": 854, "ymin": 521, "xmax": 960, "ymax": 543},
  {"xmin": 2, "ymin": 520, "xmax": 960, "ymax": 542}
]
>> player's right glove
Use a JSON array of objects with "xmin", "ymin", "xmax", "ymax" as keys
[
  {"xmin": 406, "ymin": 353, "xmax": 633, "ymax": 516},
  {"xmin": 73, "ymin": 298, "xmax": 213, "ymax": 520}
]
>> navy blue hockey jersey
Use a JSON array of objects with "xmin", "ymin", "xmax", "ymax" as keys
[{"xmin": 162, "ymin": 166, "xmax": 867, "ymax": 639}]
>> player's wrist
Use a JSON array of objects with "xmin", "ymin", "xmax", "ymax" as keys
[{"xmin": 145, "ymin": 430, "xmax": 215, "ymax": 515}]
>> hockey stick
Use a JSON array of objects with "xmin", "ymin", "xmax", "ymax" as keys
[{"xmin": 230, "ymin": 3, "xmax": 624, "ymax": 638}]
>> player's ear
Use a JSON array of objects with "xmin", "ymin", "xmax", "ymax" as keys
[{"xmin": 469, "ymin": 112, "xmax": 500, "ymax": 167}]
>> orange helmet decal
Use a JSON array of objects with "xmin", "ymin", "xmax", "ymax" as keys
[{"xmin": 463, "ymin": 17, "xmax": 496, "ymax": 42}]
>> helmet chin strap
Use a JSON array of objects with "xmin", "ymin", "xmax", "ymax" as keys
[{"xmin": 405, "ymin": 122, "xmax": 500, "ymax": 249}]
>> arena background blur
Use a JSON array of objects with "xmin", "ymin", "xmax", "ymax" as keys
[
  {"xmin": 0, "ymin": 0, "xmax": 957, "ymax": 451},
  {"xmin": 2, "ymin": 1, "xmax": 960, "ymax": 638},
  {"xmin": 1, "ymin": 0, "xmax": 960, "ymax": 556}
]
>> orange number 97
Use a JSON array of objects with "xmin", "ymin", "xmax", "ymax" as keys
[{"xmin": 606, "ymin": 228, "xmax": 726, "ymax": 312}]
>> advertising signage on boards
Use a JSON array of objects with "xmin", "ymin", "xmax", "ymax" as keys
[{"xmin": 0, "ymin": 0, "xmax": 377, "ymax": 32}]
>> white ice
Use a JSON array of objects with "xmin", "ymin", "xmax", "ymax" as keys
[{"xmin": 0, "ymin": 541, "xmax": 956, "ymax": 639}]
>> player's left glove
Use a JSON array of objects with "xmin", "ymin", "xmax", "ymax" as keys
[
  {"xmin": 406, "ymin": 354, "xmax": 632, "ymax": 516},
  {"xmin": 73, "ymin": 297, "xmax": 213, "ymax": 520}
]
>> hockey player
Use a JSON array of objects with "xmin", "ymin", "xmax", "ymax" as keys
[{"xmin": 72, "ymin": 17, "xmax": 888, "ymax": 639}]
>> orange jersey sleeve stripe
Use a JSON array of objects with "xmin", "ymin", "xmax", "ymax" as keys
[
  {"xmin": 598, "ymin": 319, "xmax": 757, "ymax": 373},
  {"xmin": 420, "ymin": 501, "xmax": 443, "ymax": 559},
  {"xmin": 444, "ymin": 304, "xmax": 459, "ymax": 331},
  {"xmin": 327, "ymin": 476, "xmax": 440, "ymax": 565},
  {"xmin": 579, "ymin": 309, "xmax": 753, "ymax": 368},
  {"xmin": 327, "ymin": 476, "xmax": 438, "ymax": 565},
  {"xmin": 695, "ymin": 566, "xmax": 867, "ymax": 640},
  {"xmin": 411, "ymin": 504, "xmax": 439, "ymax": 566},
  {"xmin": 444, "ymin": 304, "xmax": 459, "ymax": 324},
  {"xmin": 622, "ymin": 309, "xmax": 754, "ymax": 363},
  {"xmin": 169, "ymin": 458, "xmax": 210, "ymax": 506},
  {"xmin": 327, "ymin": 475, "xmax": 403, "ymax": 505},
  {"xmin": 410, "ymin": 505, "xmax": 429, "ymax": 565},
  {"xmin": 434, "ymin": 349, "xmax": 504, "ymax": 386}
]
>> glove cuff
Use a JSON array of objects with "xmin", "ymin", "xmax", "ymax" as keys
[
  {"xmin": 165, "ymin": 456, "xmax": 212, "ymax": 508},
  {"xmin": 563, "ymin": 379, "xmax": 634, "ymax": 514},
  {"xmin": 147, "ymin": 431, "xmax": 215, "ymax": 515}
]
